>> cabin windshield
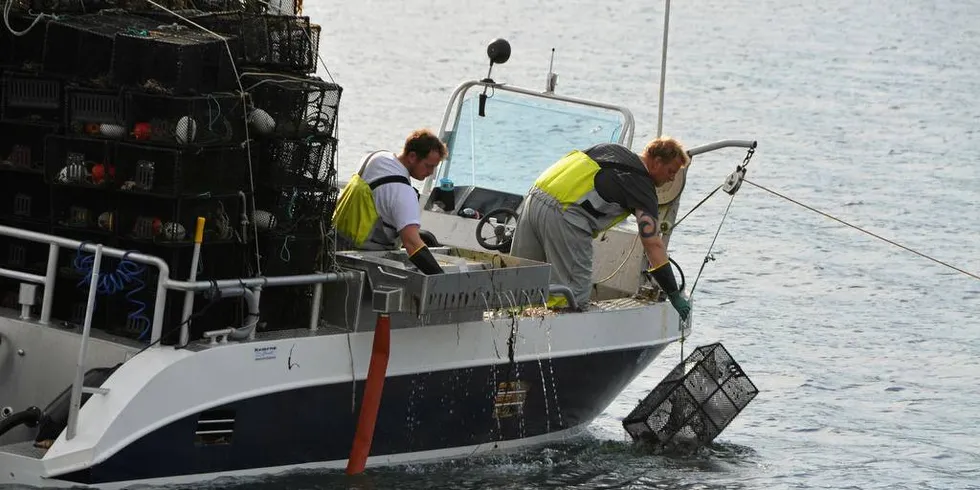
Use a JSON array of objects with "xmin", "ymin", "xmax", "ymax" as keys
[{"xmin": 440, "ymin": 90, "xmax": 628, "ymax": 196}]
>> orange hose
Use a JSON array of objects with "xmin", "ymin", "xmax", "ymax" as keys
[{"xmin": 345, "ymin": 313, "xmax": 391, "ymax": 475}]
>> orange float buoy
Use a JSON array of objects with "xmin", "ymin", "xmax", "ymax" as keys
[{"xmin": 346, "ymin": 313, "xmax": 391, "ymax": 475}]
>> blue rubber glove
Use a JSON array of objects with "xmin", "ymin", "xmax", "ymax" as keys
[{"xmin": 667, "ymin": 291, "xmax": 691, "ymax": 320}]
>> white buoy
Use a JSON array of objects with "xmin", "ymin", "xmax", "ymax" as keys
[
  {"xmin": 247, "ymin": 108, "xmax": 277, "ymax": 135},
  {"xmin": 97, "ymin": 212, "xmax": 114, "ymax": 231},
  {"xmin": 98, "ymin": 123, "xmax": 126, "ymax": 139},
  {"xmin": 160, "ymin": 222, "xmax": 187, "ymax": 241},
  {"xmin": 175, "ymin": 116, "xmax": 197, "ymax": 146},
  {"xmin": 252, "ymin": 210, "xmax": 277, "ymax": 231}
]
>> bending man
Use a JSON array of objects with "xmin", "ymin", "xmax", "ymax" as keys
[
  {"xmin": 333, "ymin": 129, "xmax": 447, "ymax": 274},
  {"xmin": 510, "ymin": 136, "xmax": 691, "ymax": 318}
]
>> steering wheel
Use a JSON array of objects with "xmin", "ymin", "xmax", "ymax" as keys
[{"xmin": 475, "ymin": 207, "xmax": 519, "ymax": 252}]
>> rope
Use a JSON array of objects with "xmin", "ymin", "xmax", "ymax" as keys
[
  {"xmin": 679, "ymin": 191, "xmax": 738, "ymax": 362},
  {"xmin": 689, "ymin": 193, "xmax": 737, "ymax": 298},
  {"xmin": 595, "ymin": 183, "xmax": 724, "ymax": 285},
  {"xmin": 670, "ymin": 184, "xmax": 722, "ymax": 230},
  {"xmin": 744, "ymin": 179, "xmax": 980, "ymax": 282}
]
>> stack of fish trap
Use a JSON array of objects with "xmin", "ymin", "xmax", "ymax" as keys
[{"xmin": 0, "ymin": 0, "xmax": 342, "ymax": 340}]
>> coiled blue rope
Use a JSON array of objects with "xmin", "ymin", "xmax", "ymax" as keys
[{"xmin": 73, "ymin": 243, "xmax": 151, "ymax": 340}]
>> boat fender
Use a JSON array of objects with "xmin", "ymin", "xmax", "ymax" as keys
[
  {"xmin": 98, "ymin": 123, "xmax": 126, "ymax": 139},
  {"xmin": 160, "ymin": 222, "xmax": 187, "ymax": 241},
  {"xmin": 247, "ymin": 108, "xmax": 277, "ymax": 135},
  {"xmin": 175, "ymin": 116, "xmax": 197, "ymax": 146},
  {"xmin": 253, "ymin": 210, "xmax": 277, "ymax": 231}
]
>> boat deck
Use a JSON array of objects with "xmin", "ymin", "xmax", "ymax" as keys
[{"xmin": 0, "ymin": 441, "xmax": 46, "ymax": 460}]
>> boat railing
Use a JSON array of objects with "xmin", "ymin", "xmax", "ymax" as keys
[{"xmin": 0, "ymin": 224, "xmax": 360, "ymax": 440}]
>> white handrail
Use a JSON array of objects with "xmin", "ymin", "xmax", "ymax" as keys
[{"xmin": 66, "ymin": 244, "xmax": 103, "ymax": 441}]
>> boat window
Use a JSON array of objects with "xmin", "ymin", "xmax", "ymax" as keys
[{"xmin": 443, "ymin": 90, "xmax": 626, "ymax": 196}]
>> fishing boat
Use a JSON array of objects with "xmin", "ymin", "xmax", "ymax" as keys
[{"xmin": 0, "ymin": 3, "xmax": 757, "ymax": 489}]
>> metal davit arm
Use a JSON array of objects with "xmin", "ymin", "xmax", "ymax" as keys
[{"xmin": 687, "ymin": 140, "xmax": 757, "ymax": 158}]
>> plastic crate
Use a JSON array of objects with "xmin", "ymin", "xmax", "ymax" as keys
[
  {"xmin": 116, "ymin": 193, "xmax": 242, "ymax": 245},
  {"xmin": 0, "ymin": 174, "xmax": 49, "ymax": 223},
  {"xmin": 195, "ymin": 13, "xmax": 319, "ymax": 73},
  {"xmin": 66, "ymin": 87, "xmax": 127, "ymax": 138},
  {"xmin": 115, "ymin": 142, "xmax": 246, "ymax": 197},
  {"xmin": 51, "ymin": 187, "xmax": 117, "ymax": 235},
  {"xmin": 259, "ymin": 135, "xmax": 337, "ymax": 188},
  {"xmin": 623, "ymin": 343, "xmax": 758, "ymax": 450},
  {"xmin": 42, "ymin": 14, "xmax": 158, "ymax": 81},
  {"xmin": 1, "ymin": 72, "xmax": 62, "ymax": 124},
  {"xmin": 111, "ymin": 25, "xmax": 241, "ymax": 95},
  {"xmin": 0, "ymin": 219, "xmax": 50, "ymax": 274},
  {"xmin": 125, "ymin": 91, "xmax": 249, "ymax": 147},
  {"xmin": 254, "ymin": 186, "xmax": 336, "ymax": 235},
  {"xmin": 0, "ymin": 121, "xmax": 60, "ymax": 174},
  {"xmin": 44, "ymin": 135, "xmax": 116, "ymax": 189},
  {"xmin": 241, "ymin": 74, "xmax": 341, "ymax": 138}
]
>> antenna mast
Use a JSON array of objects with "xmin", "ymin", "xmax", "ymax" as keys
[{"xmin": 656, "ymin": 0, "xmax": 672, "ymax": 137}]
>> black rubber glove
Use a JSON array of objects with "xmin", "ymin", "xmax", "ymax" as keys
[
  {"xmin": 408, "ymin": 245, "xmax": 444, "ymax": 275},
  {"xmin": 645, "ymin": 261, "xmax": 689, "ymax": 320}
]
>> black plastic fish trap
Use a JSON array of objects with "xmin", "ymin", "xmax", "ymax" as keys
[
  {"xmin": 194, "ymin": 13, "xmax": 320, "ymax": 73},
  {"xmin": 1, "ymin": 72, "xmax": 62, "ymax": 123},
  {"xmin": 0, "ymin": 121, "xmax": 58, "ymax": 173},
  {"xmin": 0, "ymin": 219, "xmax": 49, "ymax": 273},
  {"xmin": 254, "ymin": 187, "xmax": 336, "ymax": 235},
  {"xmin": 111, "ymin": 26, "xmax": 241, "ymax": 95},
  {"xmin": 243, "ymin": 0, "xmax": 298, "ymax": 15},
  {"xmin": 241, "ymin": 73, "xmax": 342, "ymax": 137},
  {"xmin": 125, "ymin": 91, "xmax": 249, "ymax": 147},
  {"xmin": 42, "ymin": 13, "xmax": 158, "ymax": 81},
  {"xmin": 623, "ymin": 343, "xmax": 758, "ymax": 449},
  {"xmin": 28, "ymin": 0, "xmax": 122, "ymax": 13},
  {"xmin": 44, "ymin": 135, "xmax": 116, "ymax": 189},
  {"xmin": 66, "ymin": 87, "xmax": 126, "ymax": 137},
  {"xmin": 258, "ymin": 231, "xmax": 330, "ymax": 276},
  {"xmin": 259, "ymin": 134, "xmax": 337, "ymax": 188},
  {"xmin": 104, "ymin": 238, "xmax": 245, "ymax": 341},
  {"xmin": 116, "ymin": 0, "xmax": 241, "ymax": 11},
  {"xmin": 50, "ymin": 186, "xmax": 114, "ymax": 232},
  {"xmin": 115, "ymin": 193, "xmax": 242, "ymax": 244},
  {"xmin": 114, "ymin": 142, "xmax": 247, "ymax": 197},
  {"xmin": 0, "ymin": 12, "xmax": 47, "ymax": 67},
  {"xmin": 0, "ymin": 174, "xmax": 49, "ymax": 223}
]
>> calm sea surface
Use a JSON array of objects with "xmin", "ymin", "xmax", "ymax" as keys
[
  {"xmin": 243, "ymin": 0, "xmax": 980, "ymax": 488},
  {"xmin": 19, "ymin": 0, "xmax": 980, "ymax": 488}
]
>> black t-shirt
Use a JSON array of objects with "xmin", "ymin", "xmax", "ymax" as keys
[{"xmin": 585, "ymin": 143, "xmax": 660, "ymax": 216}]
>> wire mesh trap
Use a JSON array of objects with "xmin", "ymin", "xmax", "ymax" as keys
[{"xmin": 623, "ymin": 342, "xmax": 758, "ymax": 451}]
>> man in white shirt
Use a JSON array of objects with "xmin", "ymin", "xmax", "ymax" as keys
[{"xmin": 333, "ymin": 129, "xmax": 447, "ymax": 274}]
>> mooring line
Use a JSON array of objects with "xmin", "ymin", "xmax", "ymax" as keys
[{"xmin": 744, "ymin": 179, "xmax": 979, "ymax": 282}]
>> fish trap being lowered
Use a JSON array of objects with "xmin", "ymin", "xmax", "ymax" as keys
[{"xmin": 623, "ymin": 342, "xmax": 758, "ymax": 450}]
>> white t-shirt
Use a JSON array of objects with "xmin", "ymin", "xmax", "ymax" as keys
[{"xmin": 360, "ymin": 152, "xmax": 420, "ymax": 243}]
